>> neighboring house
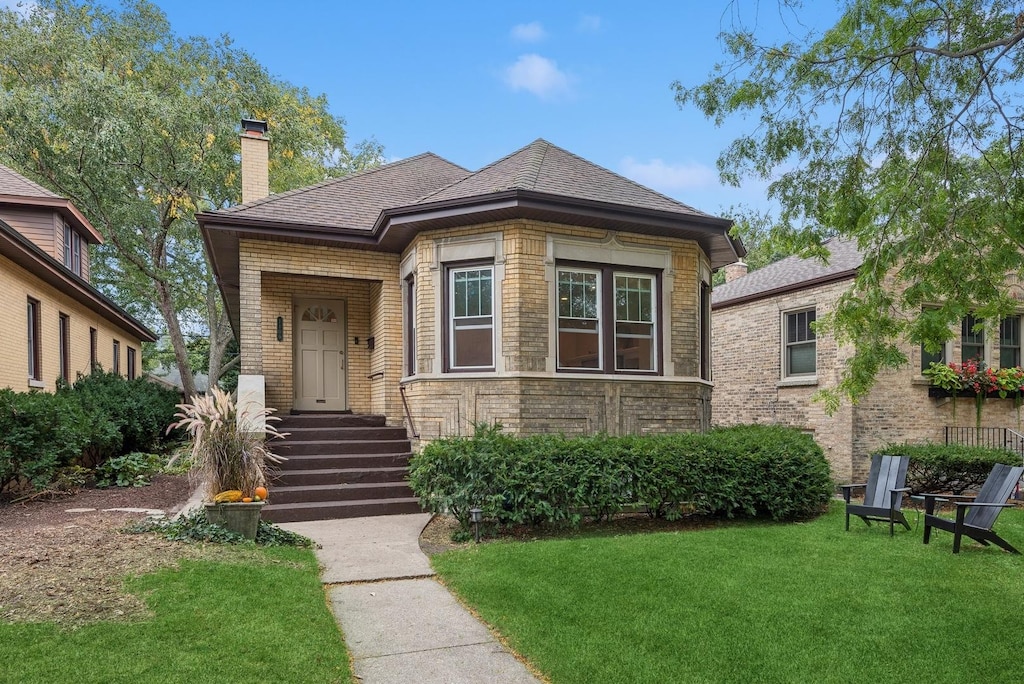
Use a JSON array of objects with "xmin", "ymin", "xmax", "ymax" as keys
[
  {"xmin": 712, "ymin": 238, "xmax": 1024, "ymax": 482},
  {"xmin": 198, "ymin": 122, "xmax": 742, "ymax": 439},
  {"xmin": 0, "ymin": 165, "xmax": 156, "ymax": 391}
]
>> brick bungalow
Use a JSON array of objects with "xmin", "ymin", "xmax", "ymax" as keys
[
  {"xmin": 198, "ymin": 123, "xmax": 743, "ymax": 440},
  {"xmin": 0, "ymin": 165, "xmax": 155, "ymax": 391},
  {"xmin": 712, "ymin": 238, "xmax": 1024, "ymax": 482}
]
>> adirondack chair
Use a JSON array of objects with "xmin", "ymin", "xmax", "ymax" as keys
[
  {"xmin": 841, "ymin": 454, "xmax": 911, "ymax": 536},
  {"xmin": 921, "ymin": 463, "xmax": 1024, "ymax": 554}
]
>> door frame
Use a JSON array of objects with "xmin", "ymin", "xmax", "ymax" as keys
[{"xmin": 292, "ymin": 297, "xmax": 348, "ymax": 411}]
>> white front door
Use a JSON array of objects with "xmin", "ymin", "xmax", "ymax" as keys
[{"xmin": 293, "ymin": 299, "xmax": 347, "ymax": 411}]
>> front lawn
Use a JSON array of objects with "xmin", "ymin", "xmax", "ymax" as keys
[
  {"xmin": 433, "ymin": 503, "xmax": 1024, "ymax": 683},
  {"xmin": 0, "ymin": 547, "xmax": 351, "ymax": 684}
]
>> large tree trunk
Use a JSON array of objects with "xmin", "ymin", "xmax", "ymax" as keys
[{"xmin": 154, "ymin": 278, "xmax": 197, "ymax": 400}]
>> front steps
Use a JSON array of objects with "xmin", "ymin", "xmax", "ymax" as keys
[{"xmin": 262, "ymin": 413, "xmax": 421, "ymax": 523}]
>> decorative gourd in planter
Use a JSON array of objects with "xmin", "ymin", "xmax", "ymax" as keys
[{"xmin": 169, "ymin": 386, "xmax": 286, "ymax": 539}]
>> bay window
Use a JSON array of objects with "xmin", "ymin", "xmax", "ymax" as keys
[{"xmin": 447, "ymin": 264, "xmax": 494, "ymax": 371}]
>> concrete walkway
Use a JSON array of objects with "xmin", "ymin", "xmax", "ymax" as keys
[{"xmin": 280, "ymin": 515, "xmax": 540, "ymax": 684}]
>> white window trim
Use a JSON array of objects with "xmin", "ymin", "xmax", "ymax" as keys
[
  {"xmin": 613, "ymin": 271, "xmax": 658, "ymax": 372},
  {"xmin": 781, "ymin": 307, "xmax": 817, "ymax": 380},
  {"xmin": 400, "ymin": 250, "xmax": 417, "ymax": 380},
  {"xmin": 448, "ymin": 264, "xmax": 495, "ymax": 371},
  {"xmin": 556, "ymin": 266, "xmax": 604, "ymax": 371}
]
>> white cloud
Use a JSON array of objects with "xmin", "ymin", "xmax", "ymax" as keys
[
  {"xmin": 577, "ymin": 14, "xmax": 602, "ymax": 33},
  {"xmin": 620, "ymin": 157, "xmax": 717, "ymax": 192},
  {"xmin": 503, "ymin": 54, "xmax": 571, "ymax": 99},
  {"xmin": 510, "ymin": 21, "xmax": 546, "ymax": 42}
]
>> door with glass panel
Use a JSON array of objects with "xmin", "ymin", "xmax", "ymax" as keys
[{"xmin": 294, "ymin": 300, "xmax": 347, "ymax": 411}]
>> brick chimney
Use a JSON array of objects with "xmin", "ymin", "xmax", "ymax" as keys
[
  {"xmin": 723, "ymin": 260, "xmax": 748, "ymax": 283},
  {"xmin": 240, "ymin": 118, "xmax": 269, "ymax": 204}
]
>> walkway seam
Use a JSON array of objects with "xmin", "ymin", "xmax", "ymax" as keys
[
  {"xmin": 324, "ymin": 573, "xmax": 436, "ymax": 587},
  {"xmin": 355, "ymin": 640, "xmax": 496, "ymax": 661}
]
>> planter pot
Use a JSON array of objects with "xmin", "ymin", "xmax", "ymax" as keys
[
  {"xmin": 204, "ymin": 501, "xmax": 265, "ymax": 540},
  {"xmin": 927, "ymin": 387, "xmax": 1022, "ymax": 400}
]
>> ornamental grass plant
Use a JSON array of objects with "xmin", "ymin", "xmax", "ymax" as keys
[{"xmin": 169, "ymin": 386, "xmax": 286, "ymax": 499}]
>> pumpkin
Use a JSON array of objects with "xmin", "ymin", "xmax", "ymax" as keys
[
  {"xmin": 254, "ymin": 486, "xmax": 268, "ymax": 500},
  {"xmin": 242, "ymin": 497, "xmax": 253, "ymax": 503}
]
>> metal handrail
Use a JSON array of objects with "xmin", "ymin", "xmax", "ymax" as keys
[{"xmin": 399, "ymin": 384, "xmax": 420, "ymax": 439}]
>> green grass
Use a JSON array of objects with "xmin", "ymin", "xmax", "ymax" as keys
[
  {"xmin": 433, "ymin": 503, "xmax": 1024, "ymax": 683},
  {"xmin": 0, "ymin": 547, "xmax": 350, "ymax": 684}
]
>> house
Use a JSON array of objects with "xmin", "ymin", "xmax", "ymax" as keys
[
  {"xmin": 0, "ymin": 165, "xmax": 156, "ymax": 391},
  {"xmin": 198, "ymin": 122, "xmax": 743, "ymax": 440},
  {"xmin": 711, "ymin": 238, "xmax": 1024, "ymax": 482}
]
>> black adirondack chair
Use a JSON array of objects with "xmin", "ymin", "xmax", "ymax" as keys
[
  {"xmin": 841, "ymin": 454, "xmax": 911, "ymax": 536},
  {"xmin": 921, "ymin": 463, "xmax": 1024, "ymax": 554}
]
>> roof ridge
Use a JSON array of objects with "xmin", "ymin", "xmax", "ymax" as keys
[
  {"xmin": 225, "ymin": 152, "xmax": 465, "ymax": 213},
  {"xmin": 512, "ymin": 139, "xmax": 548, "ymax": 190},
  {"xmin": 415, "ymin": 141, "xmax": 544, "ymax": 203}
]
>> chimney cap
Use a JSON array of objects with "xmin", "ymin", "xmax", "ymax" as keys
[{"xmin": 241, "ymin": 118, "xmax": 268, "ymax": 137}]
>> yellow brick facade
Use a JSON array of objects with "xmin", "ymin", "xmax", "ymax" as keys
[
  {"xmin": 239, "ymin": 218, "xmax": 714, "ymax": 437},
  {"xmin": 0, "ymin": 252, "xmax": 145, "ymax": 392}
]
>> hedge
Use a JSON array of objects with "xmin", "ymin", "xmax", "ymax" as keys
[
  {"xmin": 873, "ymin": 443, "xmax": 1019, "ymax": 494},
  {"xmin": 408, "ymin": 424, "xmax": 834, "ymax": 531},
  {"xmin": 0, "ymin": 371, "xmax": 182, "ymax": 494}
]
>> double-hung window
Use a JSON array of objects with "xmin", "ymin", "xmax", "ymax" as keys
[
  {"xmin": 27, "ymin": 298, "xmax": 41, "ymax": 382},
  {"xmin": 59, "ymin": 313, "xmax": 70, "ymax": 382},
  {"xmin": 556, "ymin": 265, "xmax": 659, "ymax": 373},
  {"xmin": 1000, "ymin": 316, "xmax": 1021, "ymax": 368},
  {"xmin": 404, "ymin": 274, "xmax": 417, "ymax": 377},
  {"xmin": 784, "ymin": 308, "xmax": 816, "ymax": 377},
  {"xmin": 447, "ymin": 264, "xmax": 494, "ymax": 371},
  {"xmin": 63, "ymin": 224, "xmax": 82, "ymax": 276},
  {"xmin": 112, "ymin": 339, "xmax": 121, "ymax": 375},
  {"xmin": 962, "ymin": 314, "xmax": 985, "ymax": 364},
  {"xmin": 127, "ymin": 347, "xmax": 137, "ymax": 380}
]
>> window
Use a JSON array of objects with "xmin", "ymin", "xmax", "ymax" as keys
[
  {"xmin": 1000, "ymin": 316, "xmax": 1021, "ymax": 368},
  {"xmin": 59, "ymin": 313, "xmax": 70, "ymax": 382},
  {"xmin": 405, "ymin": 274, "xmax": 416, "ymax": 376},
  {"xmin": 556, "ymin": 265, "xmax": 659, "ymax": 373},
  {"xmin": 784, "ymin": 308, "xmax": 816, "ymax": 377},
  {"xmin": 446, "ymin": 264, "xmax": 494, "ymax": 370},
  {"xmin": 112, "ymin": 339, "xmax": 120, "ymax": 375},
  {"xmin": 127, "ymin": 346, "xmax": 137, "ymax": 380},
  {"xmin": 27, "ymin": 298, "xmax": 40, "ymax": 382},
  {"xmin": 63, "ymin": 223, "xmax": 82, "ymax": 276},
  {"xmin": 921, "ymin": 340, "xmax": 946, "ymax": 372},
  {"xmin": 961, "ymin": 314, "xmax": 985, "ymax": 364},
  {"xmin": 700, "ymin": 282, "xmax": 711, "ymax": 381},
  {"xmin": 89, "ymin": 327, "xmax": 98, "ymax": 370}
]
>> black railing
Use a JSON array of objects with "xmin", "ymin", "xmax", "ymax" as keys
[
  {"xmin": 945, "ymin": 426, "xmax": 1024, "ymax": 499},
  {"xmin": 399, "ymin": 384, "xmax": 420, "ymax": 439}
]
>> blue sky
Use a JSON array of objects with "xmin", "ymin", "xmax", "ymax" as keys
[{"xmin": 148, "ymin": 2, "xmax": 833, "ymax": 217}]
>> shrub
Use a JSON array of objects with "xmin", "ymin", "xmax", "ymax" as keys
[
  {"xmin": 0, "ymin": 389, "xmax": 89, "ymax": 492},
  {"xmin": 409, "ymin": 424, "xmax": 833, "ymax": 532},
  {"xmin": 96, "ymin": 452, "xmax": 165, "ymax": 488},
  {"xmin": 874, "ymin": 443, "xmax": 1016, "ymax": 494}
]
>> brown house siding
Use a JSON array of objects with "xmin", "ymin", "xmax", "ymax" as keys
[{"xmin": 0, "ymin": 207, "xmax": 58, "ymax": 258}]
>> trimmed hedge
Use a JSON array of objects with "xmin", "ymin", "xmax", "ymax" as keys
[
  {"xmin": 874, "ymin": 443, "xmax": 1019, "ymax": 494},
  {"xmin": 408, "ymin": 424, "xmax": 834, "ymax": 531},
  {"xmin": 0, "ymin": 372, "xmax": 182, "ymax": 494}
]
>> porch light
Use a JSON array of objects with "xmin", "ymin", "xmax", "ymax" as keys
[{"xmin": 470, "ymin": 507, "xmax": 483, "ymax": 543}]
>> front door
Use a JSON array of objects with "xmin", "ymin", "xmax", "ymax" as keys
[{"xmin": 293, "ymin": 299, "xmax": 347, "ymax": 411}]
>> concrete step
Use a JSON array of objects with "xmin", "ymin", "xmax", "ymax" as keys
[
  {"xmin": 280, "ymin": 426, "xmax": 410, "ymax": 441},
  {"xmin": 277, "ymin": 439, "xmax": 411, "ymax": 457},
  {"xmin": 270, "ymin": 466, "xmax": 409, "ymax": 487},
  {"xmin": 268, "ymin": 481, "xmax": 415, "ymax": 505},
  {"xmin": 278, "ymin": 413, "xmax": 387, "ymax": 429},
  {"xmin": 262, "ymin": 497, "xmax": 423, "ymax": 523},
  {"xmin": 275, "ymin": 452, "xmax": 412, "ymax": 471}
]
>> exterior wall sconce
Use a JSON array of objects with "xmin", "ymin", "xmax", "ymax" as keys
[
  {"xmin": 470, "ymin": 507, "xmax": 483, "ymax": 543},
  {"xmin": 276, "ymin": 316, "xmax": 283, "ymax": 342}
]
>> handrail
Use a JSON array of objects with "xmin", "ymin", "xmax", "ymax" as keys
[{"xmin": 399, "ymin": 384, "xmax": 420, "ymax": 439}]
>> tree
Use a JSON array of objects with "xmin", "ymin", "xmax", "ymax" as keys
[
  {"xmin": 676, "ymin": 0, "xmax": 1024, "ymax": 411},
  {"xmin": 0, "ymin": 1, "xmax": 382, "ymax": 398}
]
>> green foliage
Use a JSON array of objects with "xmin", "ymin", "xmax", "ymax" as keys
[
  {"xmin": 677, "ymin": 1, "xmax": 1024, "ymax": 408},
  {"xmin": 409, "ymin": 425, "xmax": 833, "ymax": 531},
  {"xmin": 126, "ymin": 509, "xmax": 316, "ymax": 547},
  {"xmin": 95, "ymin": 452, "xmax": 164, "ymax": 488},
  {"xmin": 0, "ymin": 388, "xmax": 89, "ymax": 491},
  {"xmin": 876, "ymin": 443, "xmax": 1016, "ymax": 495}
]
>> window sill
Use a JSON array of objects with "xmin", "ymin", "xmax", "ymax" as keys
[
  {"xmin": 777, "ymin": 376, "xmax": 818, "ymax": 388},
  {"xmin": 27, "ymin": 379, "xmax": 44, "ymax": 389}
]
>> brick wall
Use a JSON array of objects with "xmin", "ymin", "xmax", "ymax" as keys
[{"xmin": 0, "ymin": 252, "xmax": 144, "ymax": 392}]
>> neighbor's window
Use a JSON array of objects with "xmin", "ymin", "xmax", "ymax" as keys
[
  {"xmin": 59, "ymin": 312, "xmax": 70, "ymax": 382},
  {"xmin": 112, "ymin": 339, "xmax": 121, "ymax": 375},
  {"xmin": 1000, "ymin": 316, "xmax": 1020, "ymax": 368},
  {"xmin": 784, "ymin": 308, "xmax": 816, "ymax": 377},
  {"xmin": 63, "ymin": 223, "xmax": 82, "ymax": 276},
  {"xmin": 89, "ymin": 327, "xmax": 98, "ymax": 370},
  {"xmin": 447, "ymin": 264, "xmax": 494, "ymax": 371},
  {"xmin": 961, "ymin": 314, "xmax": 985, "ymax": 364},
  {"xmin": 127, "ymin": 346, "xmax": 137, "ymax": 380},
  {"xmin": 27, "ymin": 297, "xmax": 41, "ymax": 382},
  {"xmin": 556, "ymin": 265, "xmax": 659, "ymax": 373}
]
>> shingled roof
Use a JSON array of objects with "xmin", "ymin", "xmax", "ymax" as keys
[
  {"xmin": 712, "ymin": 238, "xmax": 864, "ymax": 308},
  {"xmin": 217, "ymin": 152, "xmax": 470, "ymax": 231},
  {"xmin": 0, "ymin": 164, "xmax": 104, "ymax": 243},
  {"xmin": 0, "ymin": 164, "xmax": 62, "ymax": 199},
  {"xmin": 417, "ymin": 139, "xmax": 714, "ymax": 220}
]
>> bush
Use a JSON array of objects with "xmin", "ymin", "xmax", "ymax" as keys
[
  {"xmin": 409, "ymin": 424, "xmax": 834, "ymax": 532},
  {"xmin": 0, "ymin": 389, "xmax": 89, "ymax": 491},
  {"xmin": 96, "ymin": 452, "xmax": 165, "ymax": 487},
  {"xmin": 874, "ymin": 443, "xmax": 1016, "ymax": 494}
]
